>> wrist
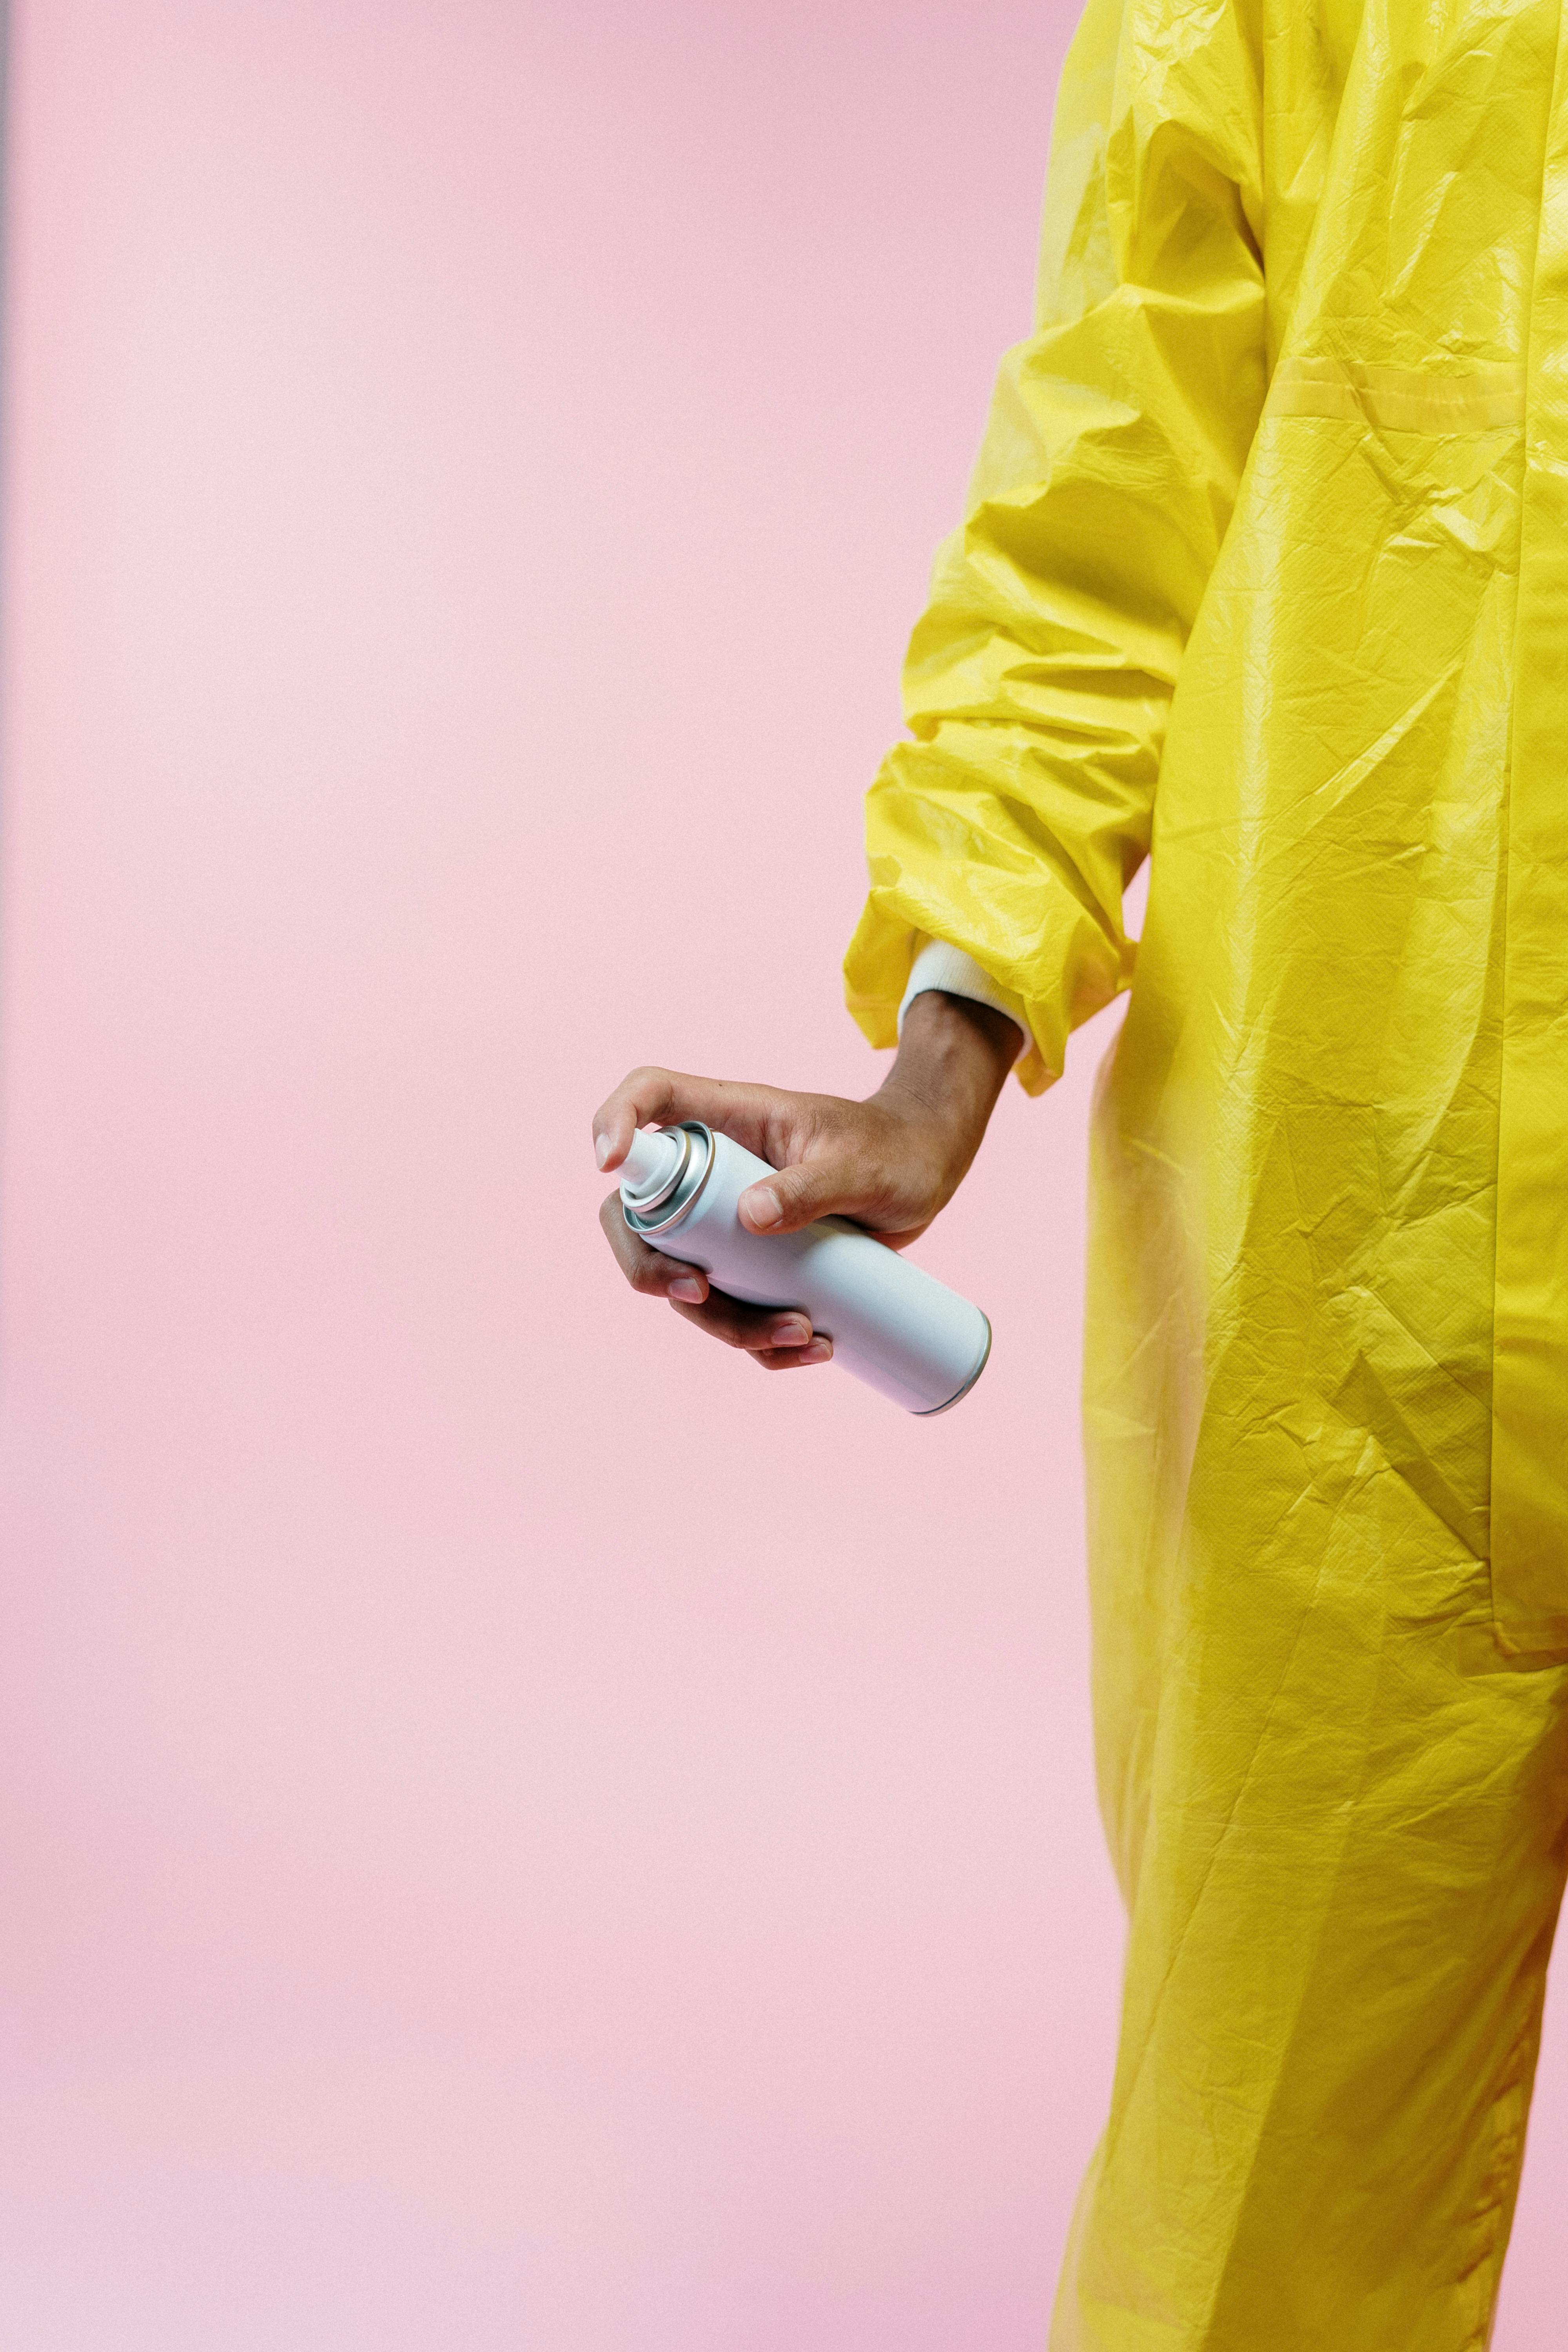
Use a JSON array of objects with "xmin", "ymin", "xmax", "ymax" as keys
[{"xmin": 875, "ymin": 989, "xmax": 1014, "ymax": 1145}]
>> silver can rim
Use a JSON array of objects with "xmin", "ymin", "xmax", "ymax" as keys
[
  {"xmin": 912, "ymin": 1313, "xmax": 993, "ymax": 1415},
  {"xmin": 620, "ymin": 1121, "xmax": 717, "ymax": 1238}
]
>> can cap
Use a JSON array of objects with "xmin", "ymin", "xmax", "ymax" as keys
[{"xmin": 619, "ymin": 1125, "xmax": 686, "ymax": 1210}]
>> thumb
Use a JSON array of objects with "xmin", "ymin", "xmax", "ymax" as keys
[{"xmin": 737, "ymin": 1152, "xmax": 859, "ymax": 1237}]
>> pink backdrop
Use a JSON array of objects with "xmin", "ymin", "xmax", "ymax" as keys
[{"xmin": 0, "ymin": 2, "xmax": 1561, "ymax": 2343}]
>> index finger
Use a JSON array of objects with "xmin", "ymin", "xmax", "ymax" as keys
[{"xmin": 590, "ymin": 1066, "xmax": 783, "ymax": 1172}]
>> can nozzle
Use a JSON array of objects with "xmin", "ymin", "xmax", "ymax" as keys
[{"xmin": 619, "ymin": 1124, "xmax": 685, "ymax": 1207}]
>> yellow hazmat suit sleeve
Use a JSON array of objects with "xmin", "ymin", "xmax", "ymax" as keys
[{"xmin": 843, "ymin": 0, "xmax": 1266, "ymax": 1092}]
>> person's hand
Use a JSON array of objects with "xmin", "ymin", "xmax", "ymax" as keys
[{"xmin": 592, "ymin": 990, "xmax": 1020, "ymax": 1371}]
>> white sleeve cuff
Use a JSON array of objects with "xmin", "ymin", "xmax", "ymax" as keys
[{"xmin": 897, "ymin": 937, "xmax": 1029, "ymax": 1065}]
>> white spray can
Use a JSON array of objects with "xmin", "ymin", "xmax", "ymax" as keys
[{"xmin": 617, "ymin": 1122, "xmax": 991, "ymax": 1415}]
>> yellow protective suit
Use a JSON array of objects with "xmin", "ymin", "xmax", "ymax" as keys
[{"xmin": 845, "ymin": 0, "xmax": 1568, "ymax": 2342}]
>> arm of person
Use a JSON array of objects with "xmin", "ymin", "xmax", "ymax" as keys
[
  {"xmin": 843, "ymin": 0, "xmax": 1266, "ymax": 1091},
  {"xmin": 596, "ymin": 0, "xmax": 1265, "ymax": 1371},
  {"xmin": 593, "ymin": 987, "xmax": 1021, "ymax": 1370}
]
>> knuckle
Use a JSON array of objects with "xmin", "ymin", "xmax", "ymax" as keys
[{"xmin": 775, "ymin": 1174, "xmax": 823, "ymax": 1221}]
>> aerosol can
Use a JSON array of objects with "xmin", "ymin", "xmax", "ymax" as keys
[{"xmin": 616, "ymin": 1122, "xmax": 991, "ymax": 1415}]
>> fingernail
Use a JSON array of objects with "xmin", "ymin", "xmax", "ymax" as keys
[
  {"xmin": 770, "ymin": 1316, "xmax": 811, "ymax": 1347},
  {"xmin": 594, "ymin": 1132, "xmax": 611, "ymax": 1169},
  {"xmin": 669, "ymin": 1276, "xmax": 706, "ymax": 1303},
  {"xmin": 745, "ymin": 1187, "xmax": 782, "ymax": 1229},
  {"xmin": 799, "ymin": 1338, "xmax": 832, "ymax": 1364}
]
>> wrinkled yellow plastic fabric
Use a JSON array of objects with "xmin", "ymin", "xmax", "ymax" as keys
[{"xmin": 845, "ymin": 0, "xmax": 1568, "ymax": 2343}]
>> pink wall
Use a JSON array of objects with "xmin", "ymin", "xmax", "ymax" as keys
[{"xmin": 0, "ymin": 2, "xmax": 1561, "ymax": 2343}]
